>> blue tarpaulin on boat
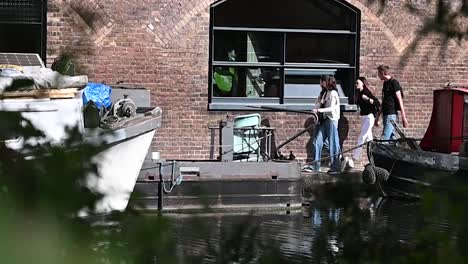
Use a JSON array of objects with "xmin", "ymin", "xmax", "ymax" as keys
[{"xmin": 82, "ymin": 82, "xmax": 112, "ymax": 109}]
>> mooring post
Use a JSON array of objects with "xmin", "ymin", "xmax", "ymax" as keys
[
  {"xmin": 302, "ymin": 202, "xmax": 311, "ymax": 218},
  {"xmin": 157, "ymin": 161, "xmax": 164, "ymax": 211},
  {"xmin": 209, "ymin": 127, "xmax": 215, "ymax": 160},
  {"xmin": 219, "ymin": 119, "xmax": 234, "ymax": 162}
]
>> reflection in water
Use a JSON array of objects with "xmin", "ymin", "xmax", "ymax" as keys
[{"xmin": 167, "ymin": 197, "xmax": 452, "ymax": 263}]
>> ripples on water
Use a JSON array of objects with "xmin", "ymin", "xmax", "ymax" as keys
[{"xmin": 168, "ymin": 197, "xmax": 453, "ymax": 263}]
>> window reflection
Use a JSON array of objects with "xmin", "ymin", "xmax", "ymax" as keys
[
  {"xmin": 209, "ymin": 0, "xmax": 360, "ymax": 110},
  {"xmin": 214, "ymin": 0, "xmax": 355, "ymax": 31},
  {"xmin": 214, "ymin": 31, "xmax": 282, "ymax": 63},
  {"xmin": 213, "ymin": 67, "xmax": 281, "ymax": 98},
  {"xmin": 284, "ymin": 69, "xmax": 350, "ymax": 98},
  {"xmin": 286, "ymin": 34, "xmax": 354, "ymax": 64}
]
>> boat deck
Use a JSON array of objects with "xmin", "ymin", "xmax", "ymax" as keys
[{"xmin": 130, "ymin": 160, "xmax": 365, "ymax": 213}]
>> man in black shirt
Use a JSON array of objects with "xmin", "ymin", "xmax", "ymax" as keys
[{"xmin": 377, "ymin": 65, "xmax": 408, "ymax": 140}]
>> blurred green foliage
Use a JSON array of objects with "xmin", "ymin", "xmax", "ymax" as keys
[
  {"xmin": 306, "ymin": 176, "xmax": 468, "ymax": 264},
  {"xmin": 2, "ymin": 109, "xmax": 466, "ymax": 264},
  {"xmin": 0, "ymin": 110, "xmax": 467, "ymax": 263},
  {"xmin": 0, "ymin": 111, "xmax": 285, "ymax": 264},
  {"xmin": 0, "ymin": 1, "xmax": 466, "ymax": 261}
]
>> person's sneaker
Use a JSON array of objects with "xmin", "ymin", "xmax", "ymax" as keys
[
  {"xmin": 327, "ymin": 169, "xmax": 340, "ymax": 175},
  {"xmin": 347, "ymin": 158, "xmax": 355, "ymax": 169},
  {"xmin": 340, "ymin": 157, "xmax": 349, "ymax": 172},
  {"xmin": 302, "ymin": 166, "xmax": 320, "ymax": 173}
]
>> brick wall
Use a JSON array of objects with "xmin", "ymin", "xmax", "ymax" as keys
[{"xmin": 47, "ymin": 0, "xmax": 468, "ymax": 161}]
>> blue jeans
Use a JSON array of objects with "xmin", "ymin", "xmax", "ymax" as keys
[
  {"xmin": 381, "ymin": 114, "xmax": 397, "ymax": 140},
  {"xmin": 313, "ymin": 118, "xmax": 341, "ymax": 171}
]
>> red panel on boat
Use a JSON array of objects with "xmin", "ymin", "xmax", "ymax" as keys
[
  {"xmin": 420, "ymin": 87, "xmax": 468, "ymax": 153},
  {"xmin": 451, "ymin": 91, "xmax": 464, "ymax": 152}
]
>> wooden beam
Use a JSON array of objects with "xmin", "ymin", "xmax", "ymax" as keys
[{"xmin": 0, "ymin": 88, "xmax": 79, "ymax": 99}]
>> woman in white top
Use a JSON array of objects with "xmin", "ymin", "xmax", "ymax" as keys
[{"xmin": 306, "ymin": 75, "xmax": 342, "ymax": 173}]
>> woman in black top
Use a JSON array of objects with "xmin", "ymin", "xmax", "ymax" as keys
[{"xmin": 350, "ymin": 77, "xmax": 381, "ymax": 166}]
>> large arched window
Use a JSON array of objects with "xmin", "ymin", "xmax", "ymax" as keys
[{"xmin": 208, "ymin": 0, "xmax": 360, "ymax": 111}]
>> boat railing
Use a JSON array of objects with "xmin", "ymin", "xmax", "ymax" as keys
[{"xmin": 208, "ymin": 122, "xmax": 276, "ymax": 162}]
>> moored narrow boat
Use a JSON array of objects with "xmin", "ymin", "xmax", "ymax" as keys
[
  {"xmin": 368, "ymin": 86, "xmax": 468, "ymax": 197},
  {"xmin": 369, "ymin": 142, "xmax": 468, "ymax": 197},
  {"xmin": 0, "ymin": 93, "xmax": 162, "ymax": 215}
]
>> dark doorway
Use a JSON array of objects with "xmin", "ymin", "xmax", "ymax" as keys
[{"xmin": 0, "ymin": 0, "xmax": 47, "ymax": 61}]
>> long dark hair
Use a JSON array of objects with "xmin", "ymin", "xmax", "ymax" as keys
[
  {"xmin": 319, "ymin": 75, "xmax": 330, "ymax": 99},
  {"xmin": 328, "ymin": 76, "xmax": 338, "ymax": 92},
  {"xmin": 357, "ymin": 76, "xmax": 380, "ymax": 114},
  {"xmin": 358, "ymin": 76, "xmax": 374, "ymax": 93}
]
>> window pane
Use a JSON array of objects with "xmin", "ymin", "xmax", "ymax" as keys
[
  {"xmin": 213, "ymin": 0, "xmax": 357, "ymax": 31},
  {"xmin": 212, "ymin": 66, "xmax": 281, "ymax": 98},
  {"xmin": 283, "ymin": 69, "xmax": 353, "ymax": 100},
  {"xmin": 284, "ymin": 69, "xmax": 335, "ymax": 98},
  {"xmin": 286, "ymin": 33, "xmax": 355, "ymax": 64},
  {"xmin": 0, "ymin": 0, "xmax": 43, "ymax": 23},
  {"xmin": 209, "ymin": 0, "xmax": 360, "ymax": 111},
  {"xmin": 214, "ymin": 31, "xmax": 282, "ymax": 63},
  {"xmin": 333, "ymin": 68, "xmax": 355, "ymax": 99},
  {"xmin": 0, "ymin": 24, "xmax": 42, "ymax": 54}
]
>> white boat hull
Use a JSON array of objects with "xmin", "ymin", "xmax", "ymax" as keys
[
  {"xmin": 0, "ymin": 96, "xmax": 161, "ymax": 215},
  {"xmin": 89, "ymin": 130, "xmax": 155, "ymax": 213}
]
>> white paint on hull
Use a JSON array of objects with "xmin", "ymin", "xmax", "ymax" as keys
[
  {"xmin": 89, "ymin": 130, "xmax": 155, "ymax": 213},
  {"xmin": 0, "ymin": 97, "xmax": 161, "ymax": 216}
]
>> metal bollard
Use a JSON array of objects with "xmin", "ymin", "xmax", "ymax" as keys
[{"xmin": 302, "ymin": 202, "xmax": 311, "ymax": 218}]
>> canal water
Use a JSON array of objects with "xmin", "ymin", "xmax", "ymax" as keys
[{"xmin": 166, "ymin": 194, "xmax": 452, "ymax": 263}]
